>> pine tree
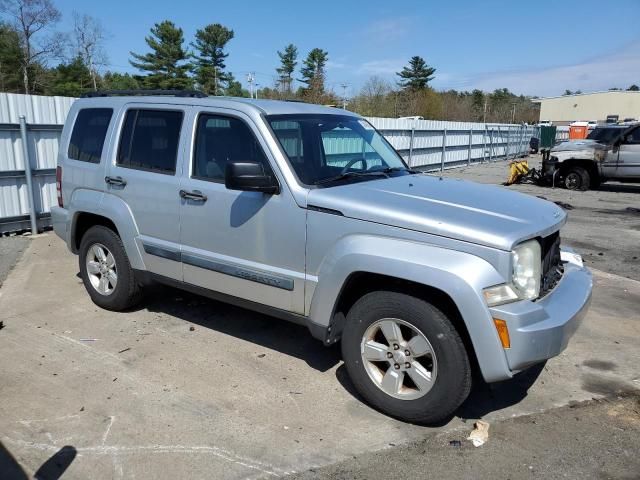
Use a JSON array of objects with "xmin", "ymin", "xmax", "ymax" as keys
[
  {"xmin": 48, "ymin": 55, "xmax": 93, "ymax": 96},
  {"xmin": 129, "ymin": 21, "xmax": 193, "ymax": 90},
  {"xmin": 102, "ymin": 72, "xmax": 140, "ymax": 90},
  {"xmin": 225, "ymin": 73, "xmax": 248, "ymax": 97},
  {"xmin": 397, "ymin": 56, "xmax": 436, "ymax": 90},
  {"xmin": 299, "ymin": 48, "xmax": 328, "ymax": 99},
  {"xmin": 0, "ymin": 22, "xmax": 24, "ymax": 92},
  {"xmin": 191, "ymin": 23, "xmax": 234, "ymax": 95},
  {"xmin": 276, "ymin": 43, "xmax": 297, "ymax": 94}
]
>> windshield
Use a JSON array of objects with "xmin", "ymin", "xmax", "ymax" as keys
[
  {"xmin": 586, "ymin": 127, "xmax": 624, "ymax": 143},
  {"xmin": 266, "ymin": 114, "xmax": 409, "ymax": 186}
]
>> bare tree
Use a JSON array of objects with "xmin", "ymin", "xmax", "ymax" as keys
[
  {"xmin": 72, "ymin": 12, "xmax": 107, "ymax": 90},
  {"xmin": 0, "ymin": 0, "xmax": 64, "ymax": 94}
]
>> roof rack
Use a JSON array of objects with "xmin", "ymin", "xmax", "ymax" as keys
[{"xmin": 81, "ymin": 90, "xmax": 208, "ymax": 98}]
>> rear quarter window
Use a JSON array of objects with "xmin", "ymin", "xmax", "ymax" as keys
[{"xmin": 67, "ymin": 108, "xmax": 113, "ymax": 163}]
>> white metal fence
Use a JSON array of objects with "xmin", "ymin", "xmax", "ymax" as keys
[
  {"xmin": 366, "ymin": 117, "xmax": 537, "ymax": 170},
  {"xmin": 0, "ymin": 93, "xmax": 549, "ymax": 234}
]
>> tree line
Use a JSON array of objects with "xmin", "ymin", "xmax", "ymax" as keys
[{"xmin": 0, "ymin": 0, "xmax": 555, "ymax": 122}]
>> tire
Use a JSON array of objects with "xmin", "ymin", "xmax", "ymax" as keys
[
  {"xmin": 564, "ymin": 166, "xmax": 590, "ymax": 191},
  {"xmin": 341, "ymin": 291, "xmax": 472, "ymax": 424},
  {"xmin": 78, "ymin": 225, "xmax": 143, "ymax": 311}
]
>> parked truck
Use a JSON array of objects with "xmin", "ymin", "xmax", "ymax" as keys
[{"xmin": 545, "ymin": 123, "xmax": 640, "ymax": 190}]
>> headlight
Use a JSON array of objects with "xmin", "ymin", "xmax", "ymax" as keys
[
  {"xmin": 483, "ymin": 239, "xmax": 541, "ymax": 307},
  {"xmin": 512, "ymin": 239, "xmax": 541, "ymax": 300}
]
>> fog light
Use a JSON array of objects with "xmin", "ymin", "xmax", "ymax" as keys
[{"xmin": 493, "ymin": 318, "xmax": 511, "ymax": 349}]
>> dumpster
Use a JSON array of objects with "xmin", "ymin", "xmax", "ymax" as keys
[
  {"xmin": 539, "ymin": 125, "xmax": 557, "ymax": 149},
  {"xmin": 569, "ymin": 122, "xmax": 589, "ymax": 139}
]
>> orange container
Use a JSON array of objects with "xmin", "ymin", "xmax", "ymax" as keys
[{"xmin": 569, "ymin": 123, "xmax": 589, "ymax": 139}]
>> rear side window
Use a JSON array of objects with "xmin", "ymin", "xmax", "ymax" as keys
[
  {"xmin": 68, "ymin": 108, "xmax": 113, "ymax": 163},
  {"xmin": 117, "ymin": 109, "xmax": 183, "ymax": 174}
]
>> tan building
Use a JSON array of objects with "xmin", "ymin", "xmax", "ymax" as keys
[{"xmin": 532, "ymin": 91, "xmax": 640, "ymax": 125}]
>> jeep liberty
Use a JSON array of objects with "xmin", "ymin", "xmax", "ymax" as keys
[{"xmin": 51, "ymin": 91, "xmax": 592, "ymax": 423}]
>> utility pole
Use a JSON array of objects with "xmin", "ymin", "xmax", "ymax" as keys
[
  {"xmin": 255, "ymin": 83, "xmax": 260, "ymax": 99},
  {"xmin": 483, "ymin": 98, "xmax": 488, "ymax": 123},
  {"xmin": 340, "ymin": 83, "xmax": 348, "ymax": 110},
  {"xmin": 511, "ymin": 103, "xmax": 516, "ymax": 124},
  {"xmin": 247, "ymin": 72, "xmax": 255, "ymax": 99}
]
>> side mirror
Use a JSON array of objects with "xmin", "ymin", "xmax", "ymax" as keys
[
  {"xmin": 225, "ymin": 162, "xmax": 279, "ymax": 194},
  {"xmin": 612, "ymin": 137, "xmax": 623, "ymax": 152}
]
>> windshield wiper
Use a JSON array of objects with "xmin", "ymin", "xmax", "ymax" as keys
[
  {"xmin": 379, "ymin": 166, "xmax": 421, "ymax": 174},
  {"xmin": 314, "ymin": 167, "xmax": 422, "ymax": 186},
  {"xmin": 314, "ymin": 170, "xmax": 390, "ymax": 186}
]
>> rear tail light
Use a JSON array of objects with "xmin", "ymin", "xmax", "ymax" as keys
[{"xmin": 56, "ymin": 166, "xmax": 63, "ymax": 207}]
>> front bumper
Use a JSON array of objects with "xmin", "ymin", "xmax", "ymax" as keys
[{"xmin": 489, "ymin": 253, "xmax": 592, "ymax": 373}]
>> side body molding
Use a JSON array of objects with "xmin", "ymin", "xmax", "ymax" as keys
[{"xmin": 308, "ymin": 235, "xmax": 512, "ymax": 382}]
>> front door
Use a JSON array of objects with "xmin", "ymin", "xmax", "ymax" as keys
[
  {"xmin": 616, "ymin": 126, "xmax": 640, "ymax": 179},
  {"xmin": 105, "ymin": 104, "xmax": 189, "ymax": 280},
  {"xmin": 179, "ymin": 110, "xmax": 306, "ymax": 314}
]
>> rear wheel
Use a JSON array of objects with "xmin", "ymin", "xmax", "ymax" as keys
[
  {"xmin": 341, "ymin": 291, "xmax": 471, "ymax": 424},
  {"xmin": 564, "ymin": 166, "xmax": 590, "ymax": 191},
  {"xmin": 79, "ymin": 225, "xmax": 142, "ymax": 311}
]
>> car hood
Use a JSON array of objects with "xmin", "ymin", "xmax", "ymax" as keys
[
  {"xmin": 306, "ymin": 174, "xmax": 566, "ymax": 251},
  {"xmin": 552, "ymin": 139, "xmax": 607, "ymax": 152}
]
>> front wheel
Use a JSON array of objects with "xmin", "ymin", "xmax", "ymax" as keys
[
  {"xmin": 341, "ymin": 291, "xmax": 472, "ymax": 424},
  {"xmin": 564, "ymin": 166, "xmax": 590, "ymax": 191}
]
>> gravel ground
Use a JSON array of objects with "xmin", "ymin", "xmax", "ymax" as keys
[
  {"xmin": 292, "ymin": 394, "xmax": 640, "ymax": 480},
  {"xmin": 0, "ymin": 235, "xmax": 29, "ymax": 286},
  {"xmin": 438, "ymin": 156, "xmax": 640, "ymax": 282}
]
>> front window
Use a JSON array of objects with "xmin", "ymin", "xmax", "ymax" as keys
[
  {"xmin": 193, "ymin": 114, "xmax": 270, "ymax": 182},
  {"xmin": 267, "ymin": 114, "xmax": 410, "ymax": 186}
]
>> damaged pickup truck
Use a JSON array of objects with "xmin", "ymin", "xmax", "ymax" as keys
[{"xmin": 544, "ymin": 123, "xmax": 640, "ymax": 190}]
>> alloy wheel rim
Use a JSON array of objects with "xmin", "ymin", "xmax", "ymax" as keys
[
  {"xmin": 85, "ymin": 243, "xmax": 117, "ymax": 296},
  {"xmin": 360, "ymin": 318, "xmax": 437, "ymax": 400},
  {"xmin": 566, "ymin": 173, "xmax": 579, "ymax": 189}
]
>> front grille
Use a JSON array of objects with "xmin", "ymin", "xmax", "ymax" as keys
[{"xmin": 539, "ymin": 232, "xmax": 563, "ymax": 298}]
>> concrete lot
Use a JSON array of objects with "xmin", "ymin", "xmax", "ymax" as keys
[{"xmin": 1, "ymin": 158, "xmax": 639, "ymax": 479}]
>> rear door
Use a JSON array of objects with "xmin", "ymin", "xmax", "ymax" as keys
[
  {"xmin": 616, "ymin": 126, "xmax": 640, "ymax": 179},
  {"xmin": 105, "ymin": 104, "xmax": 190, "ymax": 280}
]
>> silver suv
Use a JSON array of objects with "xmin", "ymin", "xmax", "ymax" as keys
[{"xmin": 51, "ymin": 92, "xmax": 592, "ymax": 424}]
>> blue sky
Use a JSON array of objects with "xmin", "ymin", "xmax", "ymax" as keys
[{"xmin": 55, "ymin": 0, "xmax": 640, "ymax": 97}]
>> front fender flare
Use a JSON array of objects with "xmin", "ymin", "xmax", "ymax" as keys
[{"xmin": 308, "ymin": 235, "xmax": 512, "ymax": 382}]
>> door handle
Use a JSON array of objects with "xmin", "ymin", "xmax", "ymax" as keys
[
  {"xmin": 105, "ymin": 176, "xmax": 127, "ymax": 187},
  {"xmin": 179, "ymin": 189, "xmax": 207, "ymax": 202}
]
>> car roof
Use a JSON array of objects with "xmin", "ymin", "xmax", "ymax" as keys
[{"xmin": 73, "ymin": 94, "xmax": 361, "ymax": 117}]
